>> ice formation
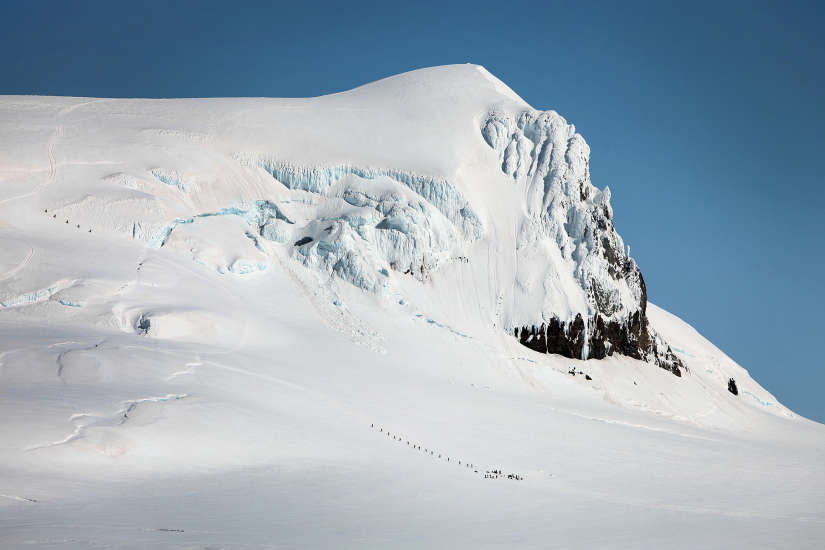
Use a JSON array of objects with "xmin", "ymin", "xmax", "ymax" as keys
[{"xmin": 482, "ymin": 110, "xmax": 684, "ymax": 373}]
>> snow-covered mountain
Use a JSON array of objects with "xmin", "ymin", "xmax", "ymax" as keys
[{"xmin": 1, "ymin": 65, "xmax": 823, "ymax": 548}]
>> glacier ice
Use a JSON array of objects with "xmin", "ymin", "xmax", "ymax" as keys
[
  {"xmin": 234, "ymin": 154, "xmax": 484, "ymax": 240},
  {"xmin": 150, "ymin": 168, "xmax": 190, "ymax": 192}
]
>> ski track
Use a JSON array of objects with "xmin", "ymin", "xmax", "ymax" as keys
[
  {"xmin": 0, "ymin": 494, "xmax": 37, "ymax": 504},
  {"xmin": 0, "ymin": 247, "xmax": 34, "ymax": 282},
  {"xmin": 0, "ymin": 99, "xmax": 112, "ymax": 206}
]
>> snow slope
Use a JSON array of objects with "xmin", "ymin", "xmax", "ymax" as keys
[{"xmin": 0, "ymin": 64, "xmax": 823, "ymax": 548}]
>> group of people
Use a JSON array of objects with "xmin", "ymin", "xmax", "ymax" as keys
[
  {"xmin": 44, "ymin": 209, "xmax": 92, "ymax": 232},
  {"xmin": 372, "ymin": 423, "xmax": 477, "ymax": 471},
  {"xmin": 370, "ymin": 423, "xmax": 522, "ymax": 481},
  {"xmin": 483, "ymin": 469, "xmax": 523, "ymax": 481}
]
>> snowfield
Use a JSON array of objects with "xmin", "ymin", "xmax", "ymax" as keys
[{"xmin": 0, "ymin": 64, "xmax": 823, "ymax": 549}]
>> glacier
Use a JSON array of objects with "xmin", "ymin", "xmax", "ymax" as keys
[{"xmin": 0, "ymin": 64, "xmax": 822, "ymax": 549}]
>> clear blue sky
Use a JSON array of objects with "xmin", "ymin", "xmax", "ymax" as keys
[{"xmin": 2, "ymin": 0, "xmax": 823, "ymax": 422}]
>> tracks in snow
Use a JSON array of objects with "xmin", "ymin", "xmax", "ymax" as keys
[
  {"xmin": 0, "ymin": 494, "xmax": 37, "ymax": 504},
  {"xmin": 0, "ymin": 99, "xmax": 111, "ymax": 207},
  {"xmin": 0, "ymin": 247, "xmax": 34, "ymax": 283}
]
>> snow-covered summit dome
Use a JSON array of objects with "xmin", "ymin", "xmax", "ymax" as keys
[{"xmin": 0, "ymin": 63, "xmax": 683, "ymax": 372}]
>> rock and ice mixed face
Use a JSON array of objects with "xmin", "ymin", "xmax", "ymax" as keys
[
  {"xmin": 223, "ymin": 111, "xmax": 683, "ymax": 374},
  {"xmin": 113, "ymin": 112, "xmax": 681, "ymax": 373},
  {"xmin": 483, "ymin": 109, "xmax": 640, "ymax": 320},
  {"xmin": 483, "ymin": 109, "xmax": 683, "ymax": 374}
]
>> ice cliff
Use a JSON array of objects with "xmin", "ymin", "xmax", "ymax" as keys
[{"xmin": 483, "ymin": 109, "xmax": 683, "ymax": 374}]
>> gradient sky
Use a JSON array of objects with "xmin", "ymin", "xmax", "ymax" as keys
[{"xmin": 2, "ymin": 0, "xmax": 823, "ymax": 422}]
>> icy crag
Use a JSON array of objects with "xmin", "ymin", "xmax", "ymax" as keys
[{"xmin": 484, "ymin": 110, "xmax": 684, "ymax": 374}]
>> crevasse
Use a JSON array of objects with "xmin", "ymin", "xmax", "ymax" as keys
[{"xmin": 233, "ymin": 154, "xmax": 484, "ymax": 241}]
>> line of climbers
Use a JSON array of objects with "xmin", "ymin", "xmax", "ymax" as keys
[
  {"xmin": 370, "ymin": 423, "xmax": 523, "ymax": 481},
  {"xmin": 44, "ymin": 209, "xmax": 92, "ymax": 232}
]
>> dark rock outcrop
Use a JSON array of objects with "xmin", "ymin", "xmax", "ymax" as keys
[
  {"xmin": 728, "ymin": 378, "xmax": 738, "ymax": 395},
  {"xmin": 512, "ymin": 230, "xmax": 684, "ymax": 376},
  {"xmin": 483, "ymin": 109, "xmax": 685, "ymax": 377},
  {"xmin": 515, "ymin": 311, "xmax": 683, "ymax": 377}
]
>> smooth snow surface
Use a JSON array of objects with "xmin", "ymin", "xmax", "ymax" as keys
[{"xmin": 1, "ymin": 64, "xmax": 823, "ymax": 548}]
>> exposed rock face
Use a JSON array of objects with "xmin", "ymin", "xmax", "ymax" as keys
[
  {"xmin": 514, "ymin": 313, "xmax": 683, "ymax": 376},
  {"xmin": 484, "ymin": 109, "xmax": 684, "ymax": 376}
]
